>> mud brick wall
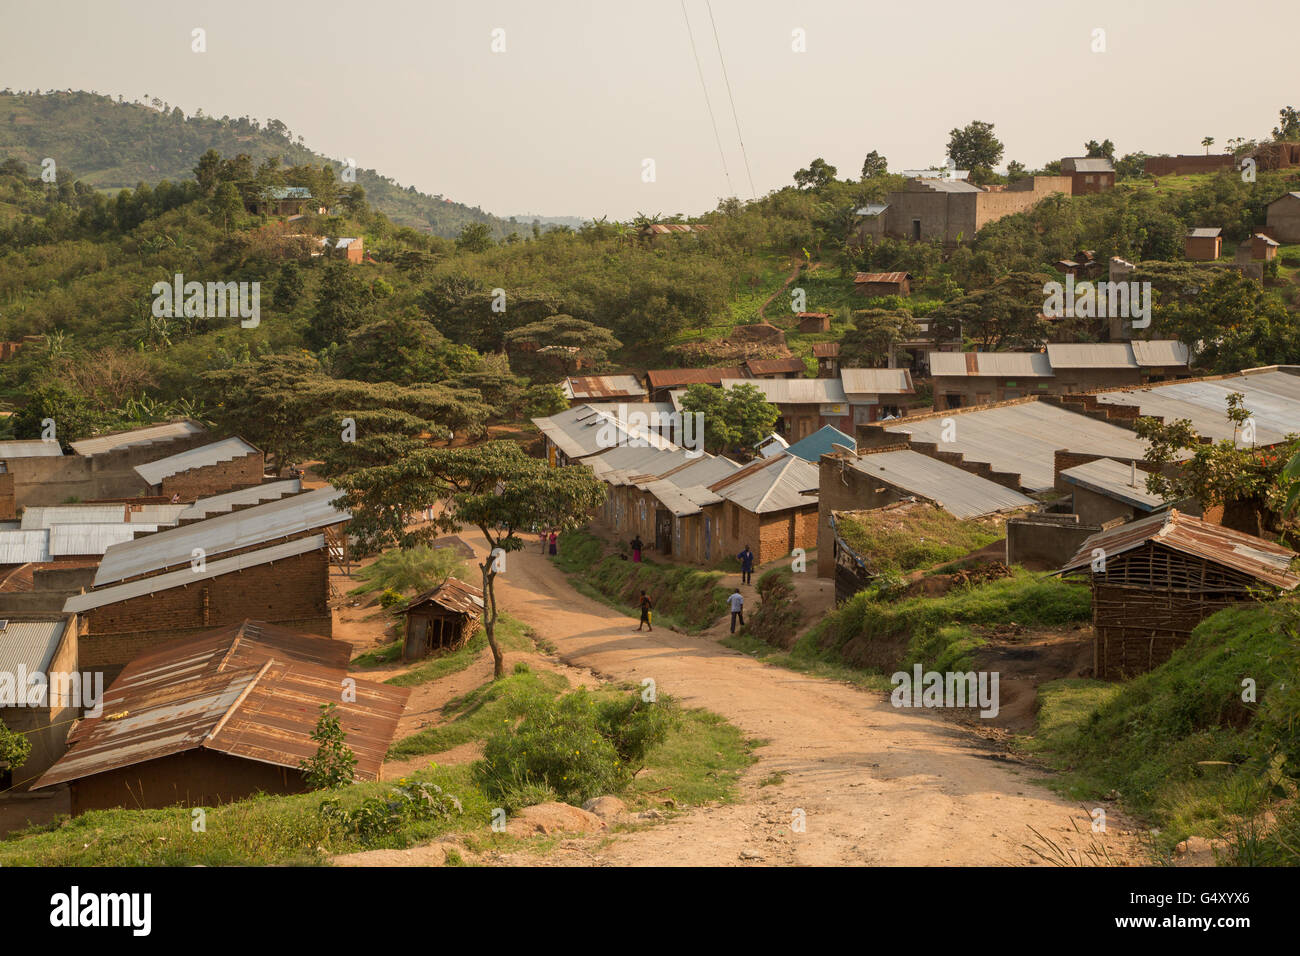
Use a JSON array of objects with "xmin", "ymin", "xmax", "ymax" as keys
[{"xmin": 158, "ymin": 451, "xmax": 265, "ymax": 499}]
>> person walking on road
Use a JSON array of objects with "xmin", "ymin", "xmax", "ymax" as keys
[
  {"xmin": 637, "ymin": 590, "xmax": 653, "ymax": 631},
  {"xmin": 548, "ymin": 531, "xmax": 558, "ymax": 556},
  {"xmin": 728, "ymin": 588, "xmax": 745, "ymax": 633},
  {"xmin": 737, "ymin": 545, "xmax": 755, "ymax": 585}
]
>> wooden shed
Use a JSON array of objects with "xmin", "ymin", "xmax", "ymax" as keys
[
  {"xmin": 399, "ymin": 577, "xmax": 485, "ymax": 660},
  {"xmin": 853, "ymin": 271, "xmax": 912, "ymax": 298},
  {"xmin": 1184, "ymin": 228, "xmax": 1223, "ymax": 261},
  {"xmin": 1058, "ymin": 510, "xmax": 1299, "ymax": 680},
  {"xmin": 797, "ymin": 312, "xmax": 833, "ymax": 333}
]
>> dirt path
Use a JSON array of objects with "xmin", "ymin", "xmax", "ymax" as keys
[{"xmin": 463, "ymin": 531, "xmax": 1139, "ymax": 866}]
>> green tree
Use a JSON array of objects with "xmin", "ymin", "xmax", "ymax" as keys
[
  {"xmin": 794, "ymin": 157, "xmax": 838, "ymax": 190},
  {"xmin": 678, "ymin": 382, "xmax": 780, "ymax": 453},
  {"xmin": 947, "ymin": 121, "xmax": 1004, "ymax": 175},
  {"xmin": 930, "ymin": 272, "xmax": 1049, "ymax": 351},
  {"xmin": 1274, "ymin": 106, "xmax": 1300, "ymax": 141},
  {"xmin": 1157, "ymin": 270, "xmax": 1300, "ymax": 374},
  {"xmin": 336, "ymin": 442, "xmax": 607, "ymax": 677},
  {"xmin": 455, "ymin": 222, "xmax": 495, "ymax": 253},
  {"xmin": 860, "ymin": 150, "xmax": 888, "ymax": 178},
  {"xmin": 1085, "ymin": 139, "xmax": 1116, "ymax": 161},
  {"xmin": 12, "ymin": 382, "xmax": 97, "ymax": 448},
  {"xmin": 503, "ymin": 315, "xmax": 622, "ymax": 370},
  {"xmin": 300, "ymin": 704, "xmax": 358, "ymax": 790},
  {"xmin": 840, "ymin": 309, "xmax": 920, "ymax": 367},
  {"xmin": 308, "ymin": 260, "xmax": 374, "ymax": 349},
  {"xmin": 0, "ymin": 718, "xmax": 31, "ymax": 783},
  {"xmin": 349, "ymin": 544, "xmax": 471, "ymax": 598},
  {"xmin": 1202, "ymin": 136, "xmax": 1216, "ymax": 155}
]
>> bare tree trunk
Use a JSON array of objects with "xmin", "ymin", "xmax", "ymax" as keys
[{"xmin": 481, "ymin": 561, "xmax": 504, "ymax": 678}]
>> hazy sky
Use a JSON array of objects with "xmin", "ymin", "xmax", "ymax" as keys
[{"xmin": 2, "ymin": 0, "xmax": 1294, "ymax": 221}]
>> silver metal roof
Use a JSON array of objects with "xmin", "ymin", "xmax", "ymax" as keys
[
  {"xmin": 1061, "ymin": 157, "xmax": 1115, "ymax": 173},
  {"xmin": 1187, "ymin": 227, "xmax": 1222, "ymax": 238},
  {"xmin": 708, "ymin": 454, "xmax": 819, "ymax": 514},
  {"xmin": 0, "ymin": 619, "xmax": 68, "ymax": 678},
  {"xmin": 68, "ymin": 534, "xmax": 327, "ymax": 613},
  {"xmin": 69, "ymin": 421, "xmax": 204, "ymax": 457},
  {"xmin": 19, "ymin": 504, "xmax": 186, "ymax": 529},
  {"xmin": 92, "ymin": 486, "xmax": 348, "ymax": 586},
  {"xmin": 1093, "ymin": 369, "xmax": 1300, "ymax": 446},
  {"xmin": 1130, "ymin": 340, "xmax": 1191, "ymax": 368},
  {"xmin": 0, "ymin": 530, "xmax": 52, "ymax": 564},
  {"xmin": 840, "ymin": 368, "xmax": 915, "ymax": 396},
  {"xmin": 181, "ymin": 479, "xmax": 303, "ymax": 520},
  {"xmin": 134, "ymin": 437, "xmax": 259, "ymax": 486},
  {"xmin": 912, "ymin": 178, "xmax": 981, "ymax": 193},
  {"xmin": 719, "ymin": 378, "xmax": 847, "ymax": 405},
  {"xmin": 884, "ymin": 402, "xmax": 1152, "ymax": 492},
  {"xmin": 1059, "ymin": 457, "xmax": 1167, "ymax": 511},
  {"xmin": 532, "ymin": 404, "xmax": 679, "ymax": 460},
  {"xmin": 1046, "ymin": 343, "xmax": 1139, "ymax": 370},
  {"xmin": 0, "ymin": 440, "xmax": 63, "ymax": 459},
  {"xmin": 930, "ymin": 351, "xmax": 1054, "ymax": 378},
  {"xmin": 638, "ymin": 453, "xmax": 741, "ymax": 491},
  {"xmin": 848, "ymin": 449, "xmax": 1034, "ymax": 519},
  {"xmin": 49, "ymin": 523, "xmax": 159, "ymax": 556},
  {"xmin": 644, "ymin": 480, "xmax": 723, "ymax": 517}
]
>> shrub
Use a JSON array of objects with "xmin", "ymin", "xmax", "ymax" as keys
[
  {"xmin": 747, "ymin": 568, "xmax": 803, "ymax": 645},
  {"xmin": 474, "ymin": 688, "xmax": 678, "ymax": 808},
  {"xmin": 300, "ymin": 704, "xmax": 358, "ymax": 790},
  {"xmin": 379, "ymin": 588, "xmax": 405, "ymax": 610},
  {"xmin": 319, "ymin": 779, "xmax": 463, "ymax": 844}
]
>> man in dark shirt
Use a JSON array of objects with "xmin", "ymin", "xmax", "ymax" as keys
[
  {"xmin": 737, "ymin": 545, "xmax": 755, "ymax": 585},
  {"xmin": 637, "ymin": 590, "xmax": 653, "ymax": 631}
]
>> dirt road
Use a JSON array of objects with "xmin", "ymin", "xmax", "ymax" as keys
[{"xmin": 465, "ymin": 531, "xmax": 1138, "ymax": 866}]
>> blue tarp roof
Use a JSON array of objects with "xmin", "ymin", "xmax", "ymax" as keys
[{"xmin": 784, "ymin": 425, "xmax": 856, "ymax": 462}]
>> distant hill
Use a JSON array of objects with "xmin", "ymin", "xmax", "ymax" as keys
[{"xmin": 0, "ymin": 90, "xmax": 519, "ymax": 238}]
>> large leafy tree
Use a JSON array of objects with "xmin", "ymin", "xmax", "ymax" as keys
[
  {"xmin": 678, "ymin": 382, "xmax": 780, "ymax": 454},
  {"xmin": 841, "ymin": 309, "xmax": 919, "ymax": 367},
  {"xmin": 860, "ymin": 150, "xmax": 888, "ymax": 178},
  {"xmin": 930, "ymin": 271, "xmax": 1049, "ymax": 351},
  {"xmin": 337, "ymin": 442, "xmax": 607, "ymax": 677},
  {"xmin": 947, "ymin": 120, "xmax": 1004, "ymax": 175},
  {"xmin": 503, "ymin": 315, "xmax": 622, "ymax": 370},
  {"xmin": 794, "ymin": 158, "xmax": 838, "ymax": 190},
  {"xmin": 1156, "ymin": 270, "xmax": 1300, "ymax": 374}
]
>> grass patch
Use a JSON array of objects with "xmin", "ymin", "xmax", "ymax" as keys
[
  {"xmin": 382, "ymin": 615, "xmax": 532, "ymax": 688},
  {"xmin": 835, "ymin": 504, "xmax": 1003, "ymax": 575},
  {"xmin": 1019, "ymin": 600, "xmax": 1300, "ymax": 863},
  {"xmin": 554, "ymin": 529, "xmax": 730, "ymax": 632}
]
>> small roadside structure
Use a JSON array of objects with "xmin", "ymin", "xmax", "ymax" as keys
[
  {"xmin": 398, "ymin": 578, "xmax": 485, "ymax": 660},
  {"xmin": 1057, "ymin": 510, "xmax": 1299, "ymax": 679},
  {"xmin": 797, "ymin": 312, "xmax": 833, "ymax": 333},
  {"xmin": 1248, "ymin": 233, "xmax": 1279, "ymax": 261},
  {"xmin": 1185, "ymin": 227, "xmax": 1223, "ymax": 261},
  {"xmin": 853, "ymin": 271, "xmax": 912, "ymax": 298}
]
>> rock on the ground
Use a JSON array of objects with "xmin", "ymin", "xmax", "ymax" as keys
[
  {"xmin": 582, "ymin": 796, "xmax": 628, "ymax": 820},
  {"xmin": 508, "ymin": 802, "xmax": 608, "ymax": 836}
]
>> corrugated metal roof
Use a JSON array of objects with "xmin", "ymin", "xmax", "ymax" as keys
[
  {"xmin": 0, "ymin": 619, "xmax": 67, "ymax": 678},
  {"xmin": 69, "ymin": 421, "xmax": 204, "ymax": 457},
  {"xmin": 812, "ymin": 342, "xmax": 841, "ymax": 358},
  {"xmin": 402, "ymin": 577, "xmax": 484, "ymax": 617},
  {"xmin": 1092, "ymin": 369, "xmax": 1300, "ymax": 446},
  {"xmin": 645, "ymin": 368, "xmax": 743, "ymax": 388},
  {"xmin": 1188, "ymin": 227, "xmax": 1222, "ymax": 238},
  {"xmin": 0, "ymin": 530, "xmax": 52, "ymax": 564},
  {"xmin": 0, "ymin": 440, "xmax": 63, "ymax": 459},
  {"xmin": 93, "ymin": 486, "xmax": 347, "ymax": 586},
  {"xmin": 19, "ymin": 504, "xmax": 185, "ymax": 529},
  {"xmin": 719, "ymin": 378, "xmax": 847, "ymax": 405},
  {"xmin": 745, "ymin": 357, "xmax": 806, "ymax": 376},
  {"xmin": 1058, "ymin": 510, "xmax": 1299, "ymax": 589},
  {"xmin": 854, "ymin": 272, "xmax": 912, "ymax": 284},
  {"xmin": 708, "ymin": 453, "xmax": 819, "ymax": 514},
  {"xmin": 1046, "ymin": 343, "xmax": 1139, "ymax": 370},
  {"xmin": 134, "ymin": 437, "xmax": 260, "ymax": 486},
  {"xmin": 181, "ymin": 479, "xmax": 303, "ymax": 520},
  {"xmin": 840, "ymin": 368, "xmax": 916, "ymax": 395},
  {"xmin": 911, "ymin": 179, "xmax": 980, "ymax": 193},
  {"xmin": 785, "ymin": 425, "xmax": 856, "ymax": 462},
  {"xmin": 49, "ymin": 524, "xmax": 159, "ymax": 556},
  {"xmin": 1059, "ymin": 457, "xmax": 1167, "ymax": 511},
  {"xmin": 855, "ymin": 203, "xmax": 889, "ymax": 216},
  {"xmin": 561, "ymin": 375, "xmax": 648, "ymax": 401},
  {"xmin": 848, "ymin": 449, "xmax": 1033, "ymax": 519},
  {"xmin": 644, "ymin": 479, "xmax": 723, "ymax": 517},
  {"xmin": 1130, "ymin": 340, "xmax": 1191, "ymax": 368},
  {"xmin": 592, "ymin": 445, "xmax": 695, "ymax": 486},
  {"xmin": 1061, "ymin": 157, "xmax": 1115, "ymax": 173},
  {"xmin": 37, "ymin": 620, "xmax": 405, "ymax": 788},
  {"xmin": 929, "ymin": 351, "xmax": 1054, "ymax": 378},
  {"xmin": 532, "ymin": 404, "xmax": 678, "ymax": 461},
  {"xmin": 883, "ymin": 401, "xmax": 1152, "ymax": 492},
  {"xmin": 632, "ymin": 453, "xmax": 740, "ymax": 491},
  {"xmin": 68, "ymin": 534, "xmax": 327, "ymax": 612}
]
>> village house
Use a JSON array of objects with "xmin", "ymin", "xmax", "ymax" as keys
[
  {"xmin": 324, "ymin": 236, "xmax": 364, "ymax": 263},
  {"xmin": 855, "ymin": 175, "xmax": 1072, "ymax": 245},
  {"xmin": 560, "ymin": 374, "xmax": 648, "ymax": 406},
  {"xmin": 840, "ymin": 367, "xmax": 917, "ymax": 426},
  {"xmin": 1247, "ymin": 233, "xmax": 1280, "ymax": 261},
  {"xmin": 1266, "ymin": 192, "xmax": 1300, "ymax": 243},
  {"xmin": 132, "ymin": 436, "xmax": 264, "ymax": 501},
  {"xmin": 1060, "ymin": 157, "xmax": 1116, "ymax": 194},
  {"xmin": 0, "ymin": 615, "xmax": 80, "ymax": 791},
  {"xmin": 813, "ymin": 342, "xmax": 840, "ymax": 378},
  {"xmin": 246, "ymin": 185, "xmax": 325, "ymax": 218},
  {"xmin": 1057, "ymin": 511, "xmax": 1299, "ymax": 679},
  {"xmin": 853, "ymin": 271, "xmax": 912, "ymax": 298},
  {"xmin": 744, "ymin": 356, "xmax": 807, "ymax": 379},
  {"xmin": 797, "ymin": 312, "xmax": 833, "ymax": 333},
  {"xmin": 533, "ymin": 403, "xmax": 677, "ymax": 468},
  {"xmin": 780, "ymin": 425, "xmax": 855, "ymax": 463},
  {"xmin": 720, "ymin": 377, "xmax": 851, "ymax": 441},
  {"xmin": 1057, "ymin": 456, "xmax": 1180, "ymax": 527},
  {"xmin": 814, "ymin": 447, "xmax": 1033, "ymax": 581},
  {"xmin": 930, "ymin": 351, "xmax": 1055, "ymax": 408},
  {"xmin": 697, "ymin": 453, "xmax": 819, "ymax": 566},
  {"xmin": 398, "ymin": 578, "xmax": 484, "ymax": 660},
  {"xmin": 1185, "ymin": 227, "xmax": 1223, "ymax": 261},
  {"xmin": 1249, "ymin": 142, "xmax": 1300, "ymax": 171},
  {"xmin": 32, "ymin": 620, "xmax": 408, "ymax": 814},
  {"xmin": 644, "ymin": 367, "xmax": 743, "ymax": 403}
]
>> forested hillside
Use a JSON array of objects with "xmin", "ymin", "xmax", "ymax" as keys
[{"xmin": 0, "ymin": 90, "xmax": 519, "ymax": 237}]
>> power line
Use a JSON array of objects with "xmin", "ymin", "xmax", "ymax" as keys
[
  {"xmin": 705, "ymin": 0, "xmax": 757, "ymax": 199},
  {"xmin": 680, "ymin": 0, "xmax": 734, "ymax": 198}
]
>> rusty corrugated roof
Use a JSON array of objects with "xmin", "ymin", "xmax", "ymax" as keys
[
  {"xmin": 1058, "ymin": 510, "xmax": 1299, "ymax": 589},
  {"xmin": 745, "ymin": 357, "xmax": 806, "ymax": 375},
  {"xmin": 854, "ymin": 272, "xmax": 912, "ymax": 284},
  {"xmin": 812, "ymin": 342, "xmax": 841, "ymax": 358},
  {"xmin": 37, "ymin": 620, "xmax": 406, "ymax": 788},
  {"xmin": 645, "ymin": 367, "xmax": 744, "ymax": 388},
  {"xmin": 402, "ymin": 577, "xmax": 485, "ymax": 617},
  {"xmin": 561, "ymin": 375, "xmax": 648, "ymax": 400}
]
